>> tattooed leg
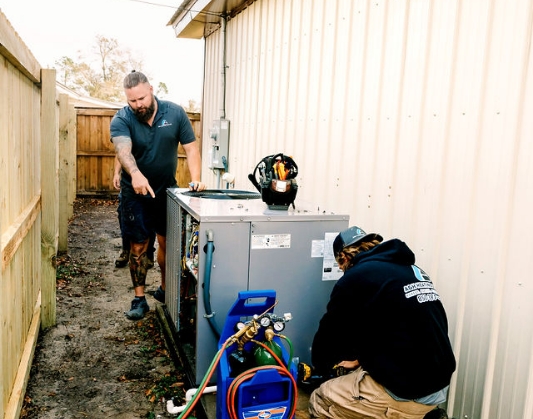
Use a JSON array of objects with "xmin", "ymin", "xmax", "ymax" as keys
[{"xmin": 129, "ymin": 252, "xmax": 152, "ymax": 288}]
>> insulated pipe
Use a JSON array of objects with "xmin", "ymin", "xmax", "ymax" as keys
[
  {"xmin": 204, "ymin": 230, "xmax": 221, "ymax": 337},
  {"xmin": 166, "ymin": 386, "xmax": 218, "ymax": 414}
]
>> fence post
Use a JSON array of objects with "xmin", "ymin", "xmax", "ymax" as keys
[
  {"xmin": 40, "ymin": 69, "xmax": 58, "ymax": 328},
  {"xmin": 58, "ymin": 93, "xmax": 72, "ymax": 252},
  {"xmin": 68, "ymin": 105, "xmax": 77, "ymax": 218}
]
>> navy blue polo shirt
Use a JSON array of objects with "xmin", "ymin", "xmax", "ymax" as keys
[{"xmin": 110, "ymin": 98, "xmax": 196, "ymax": 197}]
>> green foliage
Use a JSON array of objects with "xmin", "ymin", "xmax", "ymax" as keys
[
  {"xmin": 155, "ymin": 81, "xmax": 168, "ymax": 98},
  {"xmin": 145, "ymin": 372, "xmax": 186, "ymax": 404}
]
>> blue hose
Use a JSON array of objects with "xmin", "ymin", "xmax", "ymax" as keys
[{"xmin": 204, "ymin": 230, "xmax": 221, "ymax": 338}]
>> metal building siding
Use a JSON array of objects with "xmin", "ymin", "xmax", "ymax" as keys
[{"xmin": 198, "ymin": 1, "xmax": 533, "ymax": 417}]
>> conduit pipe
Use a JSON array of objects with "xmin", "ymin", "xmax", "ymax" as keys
[{"xmin": 219, "ymin": 14, "xmax": 227, "ymax": 120}]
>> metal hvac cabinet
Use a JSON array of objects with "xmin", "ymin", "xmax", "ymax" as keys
[{"xmin": 166, "ymin": 188, "xmax": 349, "ymax": 385}]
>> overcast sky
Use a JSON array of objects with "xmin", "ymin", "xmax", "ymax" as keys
[{"xmin": 0, "ymin": 0, "xmax": 205, "ymax": 106}]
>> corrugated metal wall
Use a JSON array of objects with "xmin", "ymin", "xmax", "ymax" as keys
[{"xmin": 199, "ymin": 0, "xmax": 533, "ymax": 418}]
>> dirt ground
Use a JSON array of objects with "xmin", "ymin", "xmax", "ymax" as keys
[
  {"xmin": 20, "ymin": 198, "xmax": 185, "ymax": 419},
  {"xmin": 19, "ymin": 197, "xmax": 316, "ymax": 419}
]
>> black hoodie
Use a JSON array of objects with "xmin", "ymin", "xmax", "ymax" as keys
[{"xmin": 311, "ymin": 239, "xmax": 456, "ymax": 399}]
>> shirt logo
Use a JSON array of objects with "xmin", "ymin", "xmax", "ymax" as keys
[{"xmin": 158, "ymin": 119, "xmax": 172, "ymax": 128}]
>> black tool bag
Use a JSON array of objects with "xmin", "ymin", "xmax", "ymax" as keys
[{"xmin": 248, "ymin": 153, "xmax": 298, "ymax": 210}]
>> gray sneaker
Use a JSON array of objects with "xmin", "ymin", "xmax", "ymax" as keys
[{"xmin": 125, "ymin": 297, "xmax": 150, "ymax": 320}]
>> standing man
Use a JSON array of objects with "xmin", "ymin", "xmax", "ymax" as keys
[
  {"xmin": 111, "ymin": 70, "xmax": 205, "ymax": 320},
  {"xmin": 309, "ymin": 226, "xmax": 456, "ymax": 419}
]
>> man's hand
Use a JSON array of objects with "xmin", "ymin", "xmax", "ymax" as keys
[
  {"xmin": 113, "ymin": 172, "xmax": 121, "ymax": 190},
  {"xmin": 113, "ymin": 155, "xmax": 122, "ymax": 190},
  {"xmin": 332, "ymin": 360, "xmax": 360, "ymax": 377},
  {"xmin": 189, "ymin": 181, "xmax": 206, "ymax": 192},
  {"xmin": 336, "ymin": 360, "xmax": 360, "ymax": 369},
  {"xmin": 131, "ymin": 169, "xmax": 155, "ymax": 198}
]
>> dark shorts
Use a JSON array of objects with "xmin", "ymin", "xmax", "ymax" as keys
[{"xmin": 120, "ymin": 193, "xmax": 168, "ymax": 244}]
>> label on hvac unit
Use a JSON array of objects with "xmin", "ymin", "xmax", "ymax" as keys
[
  {"xmin": 251, "ymin": 233, "xmax": 291, "ymax": 249},
  {"xmin": 321, "ymin": 232, "xmax": 344, "ymax": 281}
]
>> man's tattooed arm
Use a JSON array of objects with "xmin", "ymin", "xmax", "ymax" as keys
[
  {"xmin": 112, "ymin": 135, "xmax": 155, "ymax": 197},
  {"xmin": 112, "ymin": 136, "xmax": 139, "ymax": 175}
]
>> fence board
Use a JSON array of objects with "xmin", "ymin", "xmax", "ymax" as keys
[
  {"xmin": 0, "ymin": 10, "xmax": 52, "ymax": 418},
  {"xmin": 0, "ymin": 195, "xmax": 40, "ymax": 270},
  {"xmin": 55, "ymin": 94, "xmax": 77, "ymax": 251},
  {"xmin": 0, "ymin": 11, "xmax": 40, "ymax": 82},
  {"xmin": 40, "ymin": 68, "xmax": 58, "ymax": 328},
  {"xmin": 4, "ymin": 294, "xmax": 40, "ymax": 418},
  {"xmin": 67, "ymin": 105, "xmax": 76, "ymax": 218}
]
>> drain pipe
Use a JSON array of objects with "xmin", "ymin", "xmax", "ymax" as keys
[{"xmin": 166, "ymin": 386, "xmax": 218, "ymax": 415}]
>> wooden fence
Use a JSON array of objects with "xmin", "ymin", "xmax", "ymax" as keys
[
  {"xmin": 76, "ymin": 109, "xmax": 202, "ymax": 195},
  {"xmin": 0, "ymin": 10, "xmax": 60, "ymax": 419},
  {"xmin": 1, "ymin": 10, "xmax": 203, "ymax": 417}
]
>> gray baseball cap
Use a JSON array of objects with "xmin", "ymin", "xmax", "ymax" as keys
[{"xmin": 333, "ymin": 226, "xmax": 383, "ymax": 257}]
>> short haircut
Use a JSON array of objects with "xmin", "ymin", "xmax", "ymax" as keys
[{"xmin": 123, "ymin": 70, "xmax": 149, "ymax": 89}]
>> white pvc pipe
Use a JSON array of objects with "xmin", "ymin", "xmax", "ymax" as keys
[{"xmin": 166, "ymin": 385, "xmax": 218, "ymax": 414}]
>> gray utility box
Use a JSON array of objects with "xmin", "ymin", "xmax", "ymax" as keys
[{"xmin": 166, "ymin": 188, "xmax": 349, "ymax": 385}]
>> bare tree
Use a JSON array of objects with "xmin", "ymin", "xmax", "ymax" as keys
[
  {"xmin": 55, "ymin": 35, "xmax": 200, "ymax": 108},
  {"xmin": 183, "ymin": 99, "xmax": 200, "ymax": 113},
  {"xmin": 56, "ymin": 35, "xmax": 146, "ymax": 103}
]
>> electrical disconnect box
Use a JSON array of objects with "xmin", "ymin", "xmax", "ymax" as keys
[
  {"xmin": 166, "ymin": 188, "xmax": 349, "ymax": 385},
  {"xmin": 208, "ymin": 119, "xmax": 230, "ymax": 170}
]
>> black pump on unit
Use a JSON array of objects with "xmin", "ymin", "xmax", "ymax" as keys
[{"xmin": 248, "ymin": 153, "xmax": 298, "ymax": 210}]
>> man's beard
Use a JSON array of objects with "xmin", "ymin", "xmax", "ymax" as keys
[{"xmin": 133, "ymin": 97, "xmax": 156, "ymax": 123}]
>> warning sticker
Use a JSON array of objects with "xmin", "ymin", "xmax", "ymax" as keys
[
  {"xmin": 322, "ymin": 232, "xmax": 343, "ymax": 281},
  {"xmin": 251, "ymin": 234, "xmax": 291, "ymax": 249}
]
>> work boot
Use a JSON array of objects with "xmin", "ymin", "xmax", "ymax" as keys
[
  {"xmin": 115, "ymin": 249, "xmax": 130, "ymax": 268},
  {"xmin": 423, "ymin": 408, "xmax": 448, "ymax": 419},
  {"xmin": 153, "ymin": 286, "xmax": 165, "ymax": 303},
  {"xmin": 125, "ymin": 297, "xmax": 150, "ymax": 320}
]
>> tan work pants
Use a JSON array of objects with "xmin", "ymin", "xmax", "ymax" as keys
[{"xmin": 309, "ymin": 367, "xmax": 436, "ymax": 419}]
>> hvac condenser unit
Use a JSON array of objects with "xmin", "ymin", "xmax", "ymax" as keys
[{"xmin": 166, "ymin": 188, "xmax": 349, "ymax": 385}]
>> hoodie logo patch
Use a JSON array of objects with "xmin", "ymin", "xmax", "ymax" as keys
[
  {"xmin": 404, "ymin": 266, "xmax": 440, "ymax": 303},
  {"xmin": 411, "ymin": 265, "xmax": 431, "ymax": 282}
]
